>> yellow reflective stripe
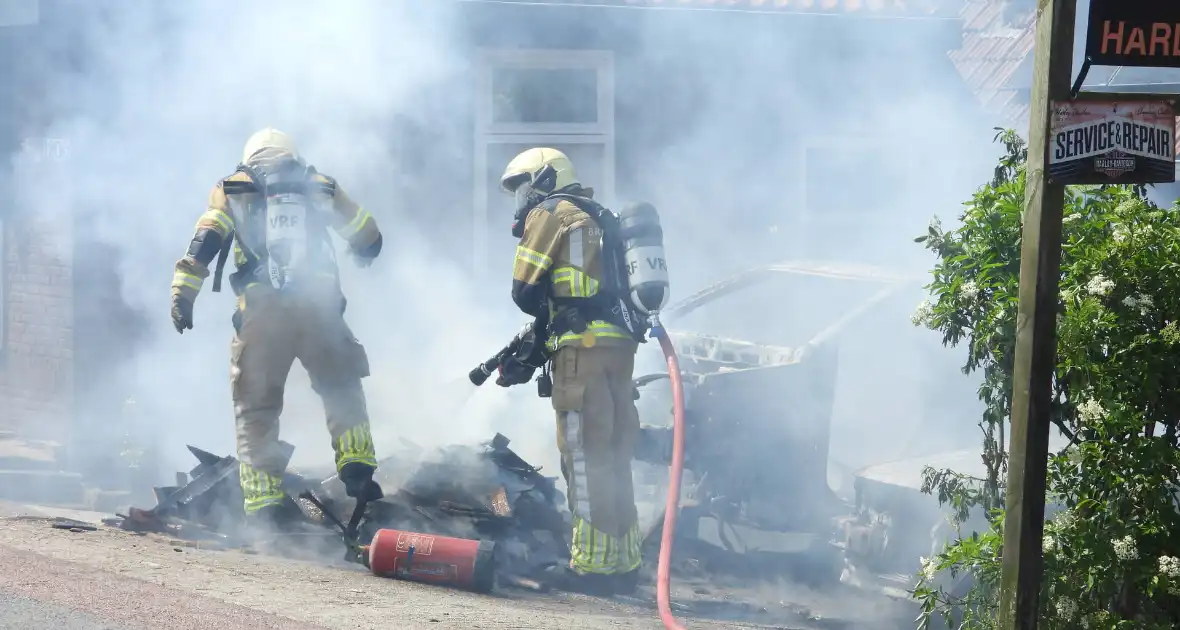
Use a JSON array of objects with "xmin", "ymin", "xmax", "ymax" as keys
[
  {"xmin": 239, "ymin": 462, "xmax": 285, "ymax": 513},
  {"xmin": 516, "ymin": 246, "xmax": 552, "ymax": 270},
  {"xmin": 569, "ymin": 515, "xmax": 620, "ymax": 574},
  {"xmin": 335, "ymin": 424, "xmax": 377, "ymax": 469},
  {"xmin": 569, "ymin": 519, "xmax": 641, "ymax": 573},
  {"xmin": 553, "ymin": 322, "xmax": 630, "ymax": 343},
  {"xmin": 173, "ymin": 272, "xmax": 202, "ymax": 292},
  {"xmin": 339, "ymin": 208, "xmax": 373, "ymax": 241},
  {"xmin": 209, "ymin": 209, "xmax": 233, "ymax": 234},
  {"xmin": 570, "ymin": 270, "xmax": 597, "ymax": 297},
  {"xmin": 552, "ymin": 266, "xmax": 599, "ymax": 298},
  {"xmin": 618, "ymin": 522, "xmax": 643, "ymax": 572},
  {"xmin": 548, "ymin": 323, "xmax": 631, "ymax": 351}
]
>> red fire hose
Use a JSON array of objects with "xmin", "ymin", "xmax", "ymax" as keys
[{"xmin": 653, "ymin": 325, "xmax": 687, "ymax": 630}]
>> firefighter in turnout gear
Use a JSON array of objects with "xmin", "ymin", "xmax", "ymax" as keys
[
  {"xmin": 500, "ymin": 147, "xmax": 645, "ymax": 595},
  {"xmin": 170, "ymin": 128, "xmax": 384, "ymax": 524}
]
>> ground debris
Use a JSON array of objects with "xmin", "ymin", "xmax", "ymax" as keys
[
  {"xmin": 120, "ymin": 433, "xmax": 572, "ymax": 586},
  {"xmin": 49, "ymin": 517, "xmax": 97, "ymax": 532}
]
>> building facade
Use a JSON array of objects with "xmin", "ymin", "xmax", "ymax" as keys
[{"xmin": 0, "ymin": 1, "xmax": 75, "ymax": 445}]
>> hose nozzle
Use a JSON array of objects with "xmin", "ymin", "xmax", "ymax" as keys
[{"xmin": 469, "ymin": 363, "xmax": 495, "ymax": 386}]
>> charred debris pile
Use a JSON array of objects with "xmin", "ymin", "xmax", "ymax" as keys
[{"xmin": 111, "ymin": 433, "xmax": 571, "ymax": 588}]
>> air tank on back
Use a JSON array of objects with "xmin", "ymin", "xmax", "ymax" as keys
[{"xmin": 618, "ymin": 201, "xmax": 670, "ymax": 315}]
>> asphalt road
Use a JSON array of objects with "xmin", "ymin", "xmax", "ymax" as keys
[
  {"xmin": 0, "ymin": 542, "xmax": 325, "ymax": 630},
  {"xmin": 0, "ymin": 514, "xmax": 786, "ymax": 630},
  {"xmin": 0, "ymin": 500, "xmax": 914, "ymax": 630},
  {"xmin": 0, "ymin": 592, "xmax": 133, "ymax": 630}
]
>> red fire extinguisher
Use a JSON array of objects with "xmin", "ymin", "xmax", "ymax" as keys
[
  {"xmin": 297, "ymin": 491, "xmax": 498, "ymax": 594},
  {"xmin": 367, "ymin": 528, "xmax": 497, "ymax": 594}
]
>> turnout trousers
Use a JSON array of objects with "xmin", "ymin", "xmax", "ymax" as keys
[
  {"xmin": 551, "ymin": 344, "xmax": 643, "ymax": 575},
  {"xmin": 230, "ymin": 283, "xmax": 377, "ymax": 514}
]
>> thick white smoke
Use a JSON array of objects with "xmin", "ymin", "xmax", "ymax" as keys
[
  {"xmin": 9, "ymin": 0, "xmax": 1012, "ymax": 491},
  {"xmin": 12, "ymin": 0, "xmax": 549, "ymax": 478}
]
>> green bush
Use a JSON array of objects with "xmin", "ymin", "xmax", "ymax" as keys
[{"xmin": 911, "ymin": 129, "xmax": 1180, "ymax": 629}]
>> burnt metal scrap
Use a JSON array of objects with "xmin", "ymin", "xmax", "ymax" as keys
[
  {"xmin": 630, "ymin": 261, "xmax": 920, "ymax": 587},
  {"xmin": 116, "ymin": 432, "xmax": 569, "ymax": 582},
  {"xmin": 117, "ymin": 440, "xmax": 312, "ymax": 542}
]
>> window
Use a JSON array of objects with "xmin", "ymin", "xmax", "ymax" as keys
[
  {"xmin": 491, "ymin": 68, "xmax": 599, "ymax": 125},
  {"xmin": 473, "ymin": 49, "xmax": 615, "ymax": 275},
  {"xmin": 476, "ymin": 48, "xmax": 614, "ymax": 136}
]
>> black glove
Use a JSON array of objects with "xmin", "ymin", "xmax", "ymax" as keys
[
  {"xmin": 496, "ymin": 357, "xmax": 537, "ymax": 388},
  {"xmin": 171, "ymin": 294, "xmax": 194, "ymax": 334},
  {"xmin": 339, "ymin": 462, "xmax": 384, "ymax": 502},
  {"xmin": 353, "ymin": 233, "xmax": 382, "ymax": 268}
]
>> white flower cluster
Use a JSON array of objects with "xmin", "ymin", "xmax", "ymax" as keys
[
  {"xmin": 1063, "ymin": 213, "xmax": 1082, "ymax": 224},
  {"xmin": 918, "ymin": 556, "xmax": 937, "ymax": 582},
  {"xmin": 912, "ymin": 299, "xmax": 934, "ymax": 328},
  {"xmin": 1114, "ymin": 199, "xmax": 1139, "ymax": 217},
  {"xmin": 928, "ymin": 216, "xmax": 942, "ymax": 233},
  {"xmin": 1077, "ymin": 398, "xmax": 1106, "ymax": 424},
  {"xmin": 1159, "ymin": 555, "xmax": 1180, "ymax": 578},
  {"xmin": 1113, "ymin": 535, "xmax": 1139, "ymax": 561},
  {"xmin": 1122, "ymin": 293, "xmax": 1154, "ymax": 316},
  {"xmin": 1055, "ymin": 597, "xmax": 1078, "ymax": 619},
  {"xmin": 1085, "ymin": 275, "xmax": 1115, "ymax": 296},
  {"xmin": 960, "ymin": 280, "xmax": 980, "ymax": 301},
  {"xmin": 1043, "ymin": 534, "xmax": 1057, "ymax": 554},
  {"xmin": 1112, "ymin": 224, "xmax": 1129, "ymax": 243},
  {"xmin": 1054, "ymin": 509, "xmax": 1076, "ymax": 530}
]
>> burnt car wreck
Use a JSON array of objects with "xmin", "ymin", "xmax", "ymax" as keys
[
  {"xmin": 113, "ymin": 261, "xmax": 918, "ymax": 603},
  {"xmin": 631, "ymin": 262, "xmax": 918, "ymax": 588}
]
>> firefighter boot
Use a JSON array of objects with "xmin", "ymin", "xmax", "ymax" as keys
[
  {"xmin": 541, "ymin": 565, "xmax": 617, "ymax": 598},
  {"xmin": 339, "ymin": 462, "xmax": 384, "ymax": 502},
  {"xmin": 612, "ymin": 569, "xmax": 641, "ymax": 596},
  {"xmin": 244, "ymin": 497, "xmax": 305, "ymax": 543}
]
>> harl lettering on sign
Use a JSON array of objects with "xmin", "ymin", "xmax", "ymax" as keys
[
  {"xmin": 1048, "ymin": 100, "xmax": 1177, "ymax": 185},
  {"xmin": 1086, "ymin": 0, "xmax": 1180, "ymax": 68}
]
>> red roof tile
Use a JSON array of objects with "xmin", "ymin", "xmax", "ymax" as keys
[{"xmin": 478, "ymin": 0, "xmax": 964, "ymax": 18}]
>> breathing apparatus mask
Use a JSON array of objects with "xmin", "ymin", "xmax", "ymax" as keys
[{"xmin": 509, "ymin": 164, "xmax": 558, "ymax": 238}]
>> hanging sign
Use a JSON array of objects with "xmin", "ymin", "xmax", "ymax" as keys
[
  {"xmin": 1086, "ymin": 0, "xmax": 1180, "ymax": 68},
  {"xmin": 1049, "ymin": 100, "xmax": 1177, "ymax": 185}
]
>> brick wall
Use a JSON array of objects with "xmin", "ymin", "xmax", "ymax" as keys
[{"xmin": 0, "ymin": 215, "xmax": 74, "ymax": 443}]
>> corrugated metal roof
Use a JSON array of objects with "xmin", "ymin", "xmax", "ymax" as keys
[
  {"xmin": 949, "ymin": 0, "xmax": 1035, "ymax": 122},
  {"xmin": 467, "ymin": 0, "xmax": 964, "ymax": 18}
]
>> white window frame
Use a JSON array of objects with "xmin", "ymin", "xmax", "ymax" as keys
[
  {"xmin": 473, "ymin": 48, "xmax": 616, "ymax": 276},
  {"xmin": 475, "ymin": 48, "xmax": 615, "ymax": 136}
]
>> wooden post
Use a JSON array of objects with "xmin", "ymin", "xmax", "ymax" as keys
[{"xmin": 998, "ymin": 0, "xmax": 1076, "ymax": 629}]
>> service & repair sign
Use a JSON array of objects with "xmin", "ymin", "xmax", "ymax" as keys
[{"xmin": 1049, "ymin": 100, "xmax": 1176, "ymax": 185}]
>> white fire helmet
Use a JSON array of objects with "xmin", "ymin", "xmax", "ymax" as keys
[{"xmin": 242, "ymin": 128, "xmax": 298, "ymax": 164}]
